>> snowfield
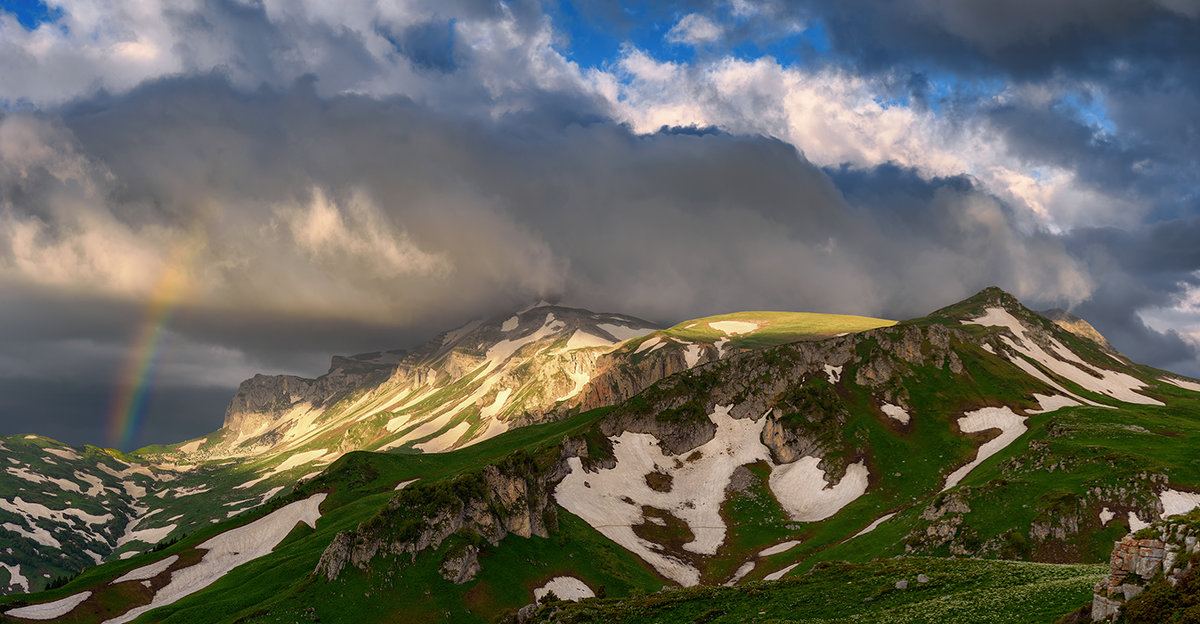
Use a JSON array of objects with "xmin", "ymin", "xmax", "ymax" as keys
[
  {"xmin": 1, "ymin": 562, "xmax": 27, "ymax": 593},
  {"xmin": 758, "ymin": 540, "xmax": 801, "ymax": 557},
  {"xmin": 764, "ymin": 563, "xmax": 799, "ymax": 581},
  {"xmin": 102, "ymin": 493, "xmax": 327, "ymax": 624},
  {"xmin": 4, "ymin": 591, "xmax": 91, "ymax": 620},
  {"xmin": 965, "ymin": 308, "xmax": 1161, "ymax": 405},
  {"xmin": 769, "ymin": 456, "xmax": 869, "ymax": 522},
  {"xmin": 942, "ymin": 407, "xmax": 1027, "ymax": 490},
  {"xmin": 533, "ymin": 576, "xmax": 594, "ymax": 602},
  {"xmin": 1029, "ymin": 394, "xmax": 1081, "ymax": 413},
  {"xmin": 596, "ymin": 322, "xmax": 656, "ymax": 342},
  {"xmin": 44, "ymin": 447, "xmax": 80, "ymax": 461},
  {"xmin": 555, "ymin": 405, "xmax": 869, "ymax": 586},
  {"xmin": 1160, "ymin": 489, "xmax": 1200, "ymax": 519},
  {"xmin": 112, "ymin": 555, "xmax": 179, "ymax": 584},
  {"xmin": 851, "ymin": 512, "xmax": 897, "ymax": 539},
  {"xmin": 880, "ymin": 403, "xmax": 910, "ymax": 424},
  {"xmin": 1163, "ymin": 377, "xmax": 1200, "ymax": 393}
]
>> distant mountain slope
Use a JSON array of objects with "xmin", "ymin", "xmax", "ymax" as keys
[
  {"xmin": 0, "ymin": 303, "xmax": 894, "ymax": 596},
  {"xmin": 6, "ymin": 287, "xmax": 1199, "ymax": 623}
]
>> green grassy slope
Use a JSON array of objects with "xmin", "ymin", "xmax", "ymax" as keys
[
  {"xmin": 4, "ymin": 288, "xmax": 1200, "ymax": 624},
  {"xmin": 528, "ymin": 558, "xmax": 1106, "ymax": 624}
]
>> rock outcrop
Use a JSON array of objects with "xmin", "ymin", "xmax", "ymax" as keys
[
  {"xmin": 315, "ymin": 450, "xmax": 564, "ymax": 582},
  {"xmin": 1091, "ymin": 513, "xmax": 1200, "ymax": 621}
]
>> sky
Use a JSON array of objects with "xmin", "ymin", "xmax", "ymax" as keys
[{"xmin": 0, "ymin": 0, "xmax": 1197, "ymax": 449}]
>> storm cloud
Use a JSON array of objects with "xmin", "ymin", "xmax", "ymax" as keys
[{"xmin": 0, "ymin": 0, "xmax": 1197, "ymax": 448}]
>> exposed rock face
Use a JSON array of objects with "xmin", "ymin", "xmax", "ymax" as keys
[
  {"xmin": 214, "ymin": 305, "xmax": 660, "ymax": 459},
  {"xmin": 221, "ymin": 353, "xmax": 404, "ymax": 447},
  {"xmin": 439, "ymin": 545, "xmax": 480, "ymax": 584},
  {"xmin": 315, "ymin": 451, "xmax": 563, "ymax": 582},
  {"xmin": 1040, "ymin": 308, "xmax": 1119, "ymax": 355},
  {"xmin": 905, "ymin": 491, "xmax": 974, "ymax": 555},
  {"xmin": 1091, "ymin": 518, "xmax": 1200, "ymax": 621},
  {"xmin": 580, "ymin": 346, "xmax": 710, "ymax": 414}
]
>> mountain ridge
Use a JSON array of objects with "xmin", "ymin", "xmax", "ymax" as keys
[{"xmin": 3, "ymin": 287, "xmax": 1200, "ymax": 624}]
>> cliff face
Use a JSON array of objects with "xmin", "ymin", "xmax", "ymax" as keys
[
  {"xmin": 221, "ymin": 352, "xmax": 405, "ymax": 440},
  {"xmin": 315, "ymin": 449, "xmax": 571, "ymax": 583},
  {"xmin": 1091, "ymin": 512, "xmax": 1200, "ymax": 621}
]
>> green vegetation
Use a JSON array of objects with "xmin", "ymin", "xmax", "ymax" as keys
[{"xmin": 530, "ymin": 558, "xmax": 1106, "ymax": 624}]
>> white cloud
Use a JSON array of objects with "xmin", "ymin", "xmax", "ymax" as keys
[
  {"xmin": 666, "ymin": 14, "xmax": 723, "ymax": 45},
  {"xmin": 588, "ymin": 49, "xmax": 1142, "ymax": 232}
]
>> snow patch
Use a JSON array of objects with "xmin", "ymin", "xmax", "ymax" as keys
[
  {"xmin": 564, "ymin": 330, "xmax": 612, "ymax": 350},
  {"xmin": 758, "ymin": 540, "xmax": 801, "ymax": 557},
  {"xmin": 501, "ymin": 315, "xmax": 520, "ymax": 332},
  {"xmin": 596, "ymin": 322, "xmax": 656, "ymax": 343},
  {"xmin": 394, "ymin": 478, "xmax": 418, "ymax": 491},
  {"xmin": 1128, "ymin": 512, "xmax": 1150, "ymax": 532},
  {"xmin": 709, "ymin": 320, "xmax": 760, "ymax": 335},
  {"xmin": 880, "ymin": 404, "xmax": 910, "ymax": 424},
  {"xmin": 943, "ymin": 407, "xmax": 1027, "ymax": 490},
  {"xmin": 714, "ymin": 337, "xmax": 730, "ymax": 357},
  {"xmin": 4, "ymin": 591, "xmax": 91, "ymax": 620},
  {"xmin": 556, "ymin": 373, "xmax": 590, "ymax": 402},
  {"xmin": 5, "ymin": 466, "xmax": 47, "ymax": 485},
  {"xmin": 556, "ymin": 406, "xmax": 772, "ymax": 586},
  {"xmin": 102, "ymin": 493, "xmax": 326, "ymax": 624},
  {"xmin": 178, "ymin": 440, "xmax": 202, "ymax": 454},
  {"xmin": 482, "ymin": 388, "xmax": 513, "ymax": 419},
  {"xmin": 234, "ymin": 473, "xmax": 269, "ymax": 490},
  {"xmin": 1099, "ymin": 508, "xmax": 1115, "ymax": 525},
  {"xmin": 851, "ymin": 512, "xmax": 897, "ymax": 539},
  {"xmin": 0, "ymin": 496, "xmax": 113, "ymax": 525},
  {"xmin": 683, "ymin": 343, "xmax": 703, "ymax": 368},
  {"xmin": 75, "ymin": 471, "xmax": 106, "ymax": 497},
  {"xmin": 117, "ymin": 523, "xmax": 176, "ymax": 548},
  {"xmin": 634, "ymin": 336, "xmax": 662, "ymax": 354},
  {"xmin": 121, "ymin": 481, "xmax": 146, "ymax": 498},
  {"xmin": 119, "ymin": 551, "xmax": 140, "ymax": 560},
  {"xmin": 965, "ymin": 308, "xmax": 1161, "ymax": 405},
  {"xmin": 260, "ymin": 486, "xmax": 285, "ymax": 504},
  {"xmin": 2, "ymin": 521, "xmax": 61, "ymax": 548},
  {"xmin": 1163, "ymin": 377, "xmax": 1200, "ymax": 393},
  {"xmin": 414, "ymin": 420, "xmax": 472, "ymax": 453},
  {"xmin": 270, "ymin": 449, "xmax": 327, "ymax": 474},
  {"xmin": 770, "ymin": 457, "xmax": 869, "ymax": 522},
  {"xmin": 112, "ymin": 555, "xmax": 179, "ymax": 584},
  {"xmin": 764, "ymin": 563, "xmax": 799, "ymax": 581},
  {"xmin": 171, "ymin": 485, "xmax": 212, "ymax": 498},
  {"xmin": 1029, "ymin": 394, "xmax": 1081, "ymax": 414},
  {"xmin": 533, "ymin": 576, "xmax": 594, "ymax": 602},
  {"xmin": 45, "ymin": 447, "xmax": 80, "ymax": 461},
  {"xmin": 824, "ymin": 364, "xmax": 842, "ymax": 384},
  {"xmin": 1160, "ymin": 489, "xmax": 1200, "ymax": 519},
  {"xmin": 725, "ymin": 561, "xmax": 755, "ymax": 586},
  {"xmin": 1, "ymin": 562, "xmax": 27, "ymax": 593},
  {"xmin": 557, "ymin": 405, "xmax": 869, "ymax": 586}
]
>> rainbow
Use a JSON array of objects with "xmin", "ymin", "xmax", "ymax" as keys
[{"xmin": 107, "ymin": 244, "xmax": 194, "ymax": 451}]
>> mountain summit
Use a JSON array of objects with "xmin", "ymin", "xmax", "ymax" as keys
[{"xmin": 2, "ymin": 288, "xmax": 1199, "ymax": 624}]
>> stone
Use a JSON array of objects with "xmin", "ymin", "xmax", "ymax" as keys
[
  {"xmin": 895, "ymin": 580, "xmax": 908, "ymax": 589},
  {"xmin": 917, "ymin": 574, "xmax": 929, "ymax": 583}
]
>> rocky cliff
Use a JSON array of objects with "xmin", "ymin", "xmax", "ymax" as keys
[{"xmin": 1091, "ymin": 510, "xmax": 1200, "ymax": 621}]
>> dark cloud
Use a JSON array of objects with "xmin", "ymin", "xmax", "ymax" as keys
[{"xmin": 1, "ymin": 55, "xmax": 1198, "ymax": 448}]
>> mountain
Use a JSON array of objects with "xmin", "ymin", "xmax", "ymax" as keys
[
  {"xmin": 2, "ymin": 287, "xmax": 1199, "ymax": 624},
  {"xmin": 0, "ymin": 302, "xmax": 893, "ymax": 597}
]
